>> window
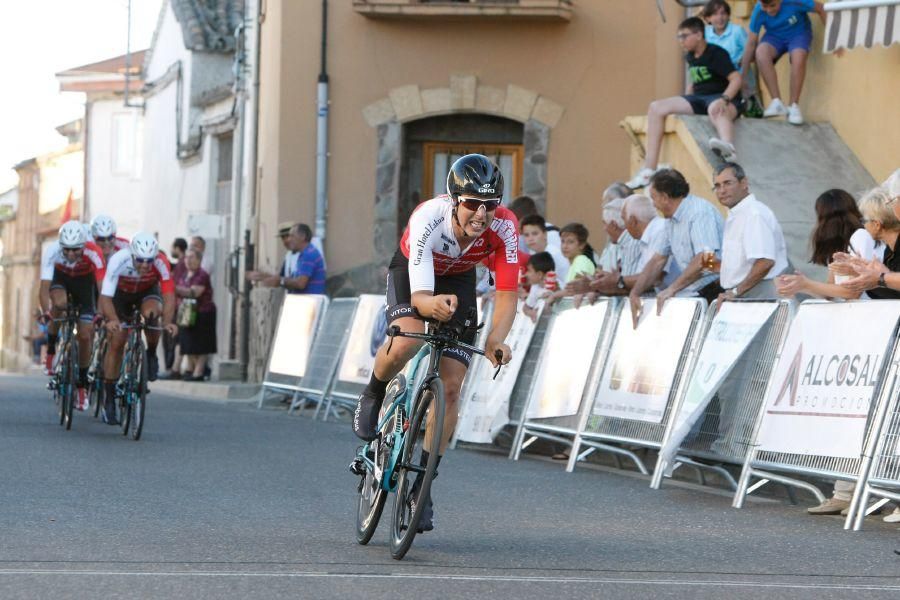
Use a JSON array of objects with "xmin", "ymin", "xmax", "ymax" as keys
[
  {"xmin": 423, "ymin": 142, "xmax": 523, "ymax": 206},
  {"xmin": 111, "ymin": 112, "xmax": 142, "ymax": 178}
]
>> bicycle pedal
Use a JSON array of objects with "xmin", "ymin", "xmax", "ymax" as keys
[{"xmin": 349, "ymin": 457, "xmax": 367, "ymax": 476}]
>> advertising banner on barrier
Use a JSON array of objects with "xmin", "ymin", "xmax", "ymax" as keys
[
  {"xmin": 658, "ymin": 301, "xmax": 778, "ymax": 467},
  {"xmin": 756, "ymin": 301, "xmax": 900, "ymax": 458},
  {"xmin": 337, "ymin": 294, "xmax": 387, "ymax": 385},
  {"xmin": 267, "ymin": 294, "xmax": 327, "ymax": 380},
  {"xmin": 592, "ymin": 298, "xmax": 696, "ymax": 424},
  {"xmin": 455, "ymin": 300, "xmax": 541, "ymax": 443},
  {"xmin": 526, "ymin": 300, "xmax": 609, "ymax": 420}
]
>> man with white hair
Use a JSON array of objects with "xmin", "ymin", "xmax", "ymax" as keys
[{"xmin": 597, "ymin": 196, "xmax": 641, "ymax": 273}]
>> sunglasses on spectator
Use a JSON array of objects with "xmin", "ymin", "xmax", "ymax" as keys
[
  {"xmin": 134, "ymin": 257, "xmax": 155, "ymax": 265},
  {"xmin": 458, "ymin": 198, "xmax": 501, "ymax": 212}
]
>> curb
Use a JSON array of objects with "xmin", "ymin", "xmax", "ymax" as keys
[{"xmin": 150, "ymin": 380, "xmax": 261, "ymax": 402}]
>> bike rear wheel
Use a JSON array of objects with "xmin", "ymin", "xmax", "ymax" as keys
[
  {"xmin": 130, "ymin": 344, "xmax": 147, "ymax": 441},
  {"xmin": 389, "ymin": 377, "xmax": 443, "ymax": 560}
]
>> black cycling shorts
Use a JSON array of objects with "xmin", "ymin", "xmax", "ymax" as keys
[
  {"xmin": 386, "ymin": 249, "xmax": 478, "ymax": 367},
  {"xmin": 111, "ymin": 285, "xmax": 163, "ymax": 321},
  {"xmin": 50, "ymin": 270, "xmax": 97, "ymax": 322}
]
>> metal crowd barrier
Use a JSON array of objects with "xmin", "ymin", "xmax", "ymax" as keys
[
  {"xmin": 256, "ymin": 294, "xmax": 329, "ymax": 409},
  {"xmin": 652, "ymin": 299, "xmax": 794, "ymax": 492},
  {"xmin": 847, "ymin": 333, "xmax": 900, "ymax": 530},
  {"xmin": 567, "ymin": 298, "xmax": 706, "ymax": 475},
  {"xmin": 450, "ymin": 298, "xmax": 495, "ymax": 449},
  {"xmin": 283, "ymin": 297, "xmax": 358, "ymax": 417},
  {"xmin": 734, "ymin": 300, "xmax": 900, "ymax": 512},
  {"xmin": 510, "ymin": 298, "xmax": 618, "ymax": 462}
]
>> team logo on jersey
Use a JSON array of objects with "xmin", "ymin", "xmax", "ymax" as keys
[{"xmin": 442, "ymin": 243, "xmax": 450, "ymax": 253}]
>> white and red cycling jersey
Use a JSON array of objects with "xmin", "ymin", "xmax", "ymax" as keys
[
  {"xmin": 399, "ymin": 195, "xmax": 520, "ymax": 293},
  {"xmin": 101, "ymin": 248, "xmax": 175, "ymax": 296},
  {"xmin": 40, "ymin": 241, "xmax": 106, "ymax": 283}
]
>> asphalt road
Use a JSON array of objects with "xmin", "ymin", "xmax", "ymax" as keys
[{"xmin": 2, "ymin": 372, "xmax": 899, "ymax": 599}]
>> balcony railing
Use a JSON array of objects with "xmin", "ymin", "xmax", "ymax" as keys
[{"xmin": 352, "ymin": 0, "xmax": 573, "ymax": 21}]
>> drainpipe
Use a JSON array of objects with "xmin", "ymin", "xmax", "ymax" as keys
[{"xmin": 314, "ymin": 0, "xmax": 329, "ymax": 252}]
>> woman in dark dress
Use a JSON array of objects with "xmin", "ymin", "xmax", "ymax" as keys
[{"xmin": 174, "ymin": 249, "xmax": 217, "ymax": 381}]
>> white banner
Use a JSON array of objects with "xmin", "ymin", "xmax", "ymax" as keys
[
  {"xmin": 455, "ymin": 300, "xmax": 541, "ymax": 443},
  {"xmin": 592, "ymin": 298, "xmax": 697, "ymax": 424},
  {"xmin": 267, "ymin": 294, "xmax": 327, "ymax": 379},
  {"xmin": 337, "ymin": 294, "xmax": 387, "ymax": 385},
  {"xmin": 658, "ymin": 301, "xmax": 778, "ymax": 467},
  {"xmin": 525, "ymin": 300, "xmax": 610, "ymax": 420},
  {"xmin": 756, "ymin": 301, "xmax": 900, "ymax": 458}
]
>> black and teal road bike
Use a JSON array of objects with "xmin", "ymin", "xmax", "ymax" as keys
[
  {"xmin": 47, "ymin": 301, "xmax": 80, "ymax": 431},
  {"xmin": 350, "ymin": 309, "xmax": 501, "ymax": 560}
]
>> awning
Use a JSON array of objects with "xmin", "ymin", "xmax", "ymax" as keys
[{"xmin": 824, "ymin": 0, "xmax": 900, "ymax": 53}]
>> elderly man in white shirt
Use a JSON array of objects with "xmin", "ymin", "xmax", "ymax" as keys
[{"xmin": 714, "ymin": 162, "xmax": 789, "ymax": 300}]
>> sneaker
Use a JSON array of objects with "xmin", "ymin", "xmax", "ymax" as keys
[
  {"xmin": 744, "ymin": 95, "xmax": 764, "ymax": 119},
  {"xmin": 44, "ymin": 353, "xmax": 55, "ymax": 376},
  {"xmin": 763, "ymin": 98, "xmax": 788, "ymax": 118},
  {"xmin": 626, "ymin": 167, "xmax": 656, "ymax": 191},
  {"xmin": 807, "ymin": 497, "xmax": 850, "ymax": 515},
  {"xmin": 883, "ymin": 507, "xmax": 900, "ymax": 523},
  {"xmin": 787, "ymin": 103, "xmax": 804, "ymax": 125},
  {"xmin": 708, "ymin": 137, "xmax": 737, "ymax": 162},
  {"xmin": 76, "ymin": 388, "xmax": 89, "ymax": 411},
  {"xmin": 352, "ymin": 389, "xmax": 383, "ymax": 442},
  {"xmin": 147, "ymin": 354, "xmax": 159, "ymax": 382}
]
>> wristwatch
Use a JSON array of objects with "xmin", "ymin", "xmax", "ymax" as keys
[
  {"xmin": 617, "ymin": 274, "xmax": 626, "ymax": 290},
  {"xmin": 720, "ymin": 94, "xmax": 731, "ymax": 104},
  {"xmin": 878, "ymin": 273, "xmax": 887, "ymax": 288}
]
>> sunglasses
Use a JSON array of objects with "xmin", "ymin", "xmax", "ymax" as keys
[
  {"xmin": 62, "ymin": 246, "xmax": 83, "ymax": 254},
  {"xmin": 134, "ymin": 257, "xmax": 155, "ymax": 265},
  {"xmin": 95, "ymin": 235, "xmax": 115, "ymax": 243},
  {"xmin": 458, "ymin": 198, "xmax": 501, "ymax": 212}
]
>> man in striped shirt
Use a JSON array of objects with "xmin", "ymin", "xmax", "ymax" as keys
[{"xmin": 629, "ymin": 169, "xmax": 724, "ymax": 326}]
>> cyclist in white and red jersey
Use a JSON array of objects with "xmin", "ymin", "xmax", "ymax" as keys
[
  {"xmin": 353, "ymin": 154, "xmax": 518, "ymax": 533},
  {"xmin": 98, "ymin": 232, "xmax": 178, "ymax": 424},
  {"xmin": 90, "ymin": 214, "xmax": 129, "ymax": 262},
  {"xmin": 39, "ymin": 220, "xmax": 107, "ymax": 410}
]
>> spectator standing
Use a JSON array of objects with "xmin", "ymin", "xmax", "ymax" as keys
[
  {"xmin": 248, "ymin": 223, "xmax": 327, "ymax": 294},
  {"xmin": 174, "ymin": 249, "xmax": 217, "ymax": 381},
  {"xmin": 276, "ymin": 221, "xmax": 298, "ymax": 277},
  {"xmin": 560, "ymin": 223, "xmax": 596, "ymax": 284},
  {"xmin": 629, "ymin": 169, "xmax": 724, "ymax": 324},
  {"xmin": 714, "ymin": 162, "xmax": 789, "ymax": 300},
  {"xmin": 627, "ymin": 17, "xmax": 743, "ymax": 189},
  {"xmin": 521, "ymin": 252, "xmax": 555, "ymax": 323},
  {"xmin": 164, "ymin": 237, "xmax": 188, "ymax": 372},
  {"xmin": 776, "ymin": 189, "xmax": 881, "ymax": 300},
  {"xmin": 509, "ymin": 195, "xmax": 561, "ymax": 251},
  {"xmin": 741, "ymin": 0, "xmax": 827, "ymax": 125},
  {"xmin": 598, "ymin": 196, "xmax": 640, "ymax": 273},
  {"xmin": 190, "ymin": 236, "xmax": 214, "ymax": 276},
  {"xmin": 520, "ymin": 214, "xmax": 569, "ymax": 282}
]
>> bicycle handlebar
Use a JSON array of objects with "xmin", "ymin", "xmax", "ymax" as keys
[{"xmin": 386, "ymin": 326, "xmax": 505, "ymax": 380}]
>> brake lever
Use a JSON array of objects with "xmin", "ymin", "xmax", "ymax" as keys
[{"xmin": 492, "ymin": 349, "xmax": 504, "ymax": 380}]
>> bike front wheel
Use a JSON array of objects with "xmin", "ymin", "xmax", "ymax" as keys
[
  {"xmin": 130, "ymin": 345, "xmax": 147, "ymax": 441},
  {"xmin": 63, "ymin": 341, "xmax": 77, "ymax": 431},
  {"xmin": 389, "ymin": 377, "xmax": 443, "ymax": 560}
]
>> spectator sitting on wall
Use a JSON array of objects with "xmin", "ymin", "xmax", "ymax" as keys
[
  {"xmin": 568, "ymin": 194, "xmax": 666, "ymax": 296},
  {"xmin": 703, "ymin": 0, "xmax": 748, "ymax": 72},
  {"xmin": 713, "ymin": 162, "xmax": 789, "ymax": 301},
  {"xmin": 548, "ymin": 222, "xmax": 596, "ymax": 305},
  {"xmin": 247, "ymin": 223, "xmax": 326, "ymax": 294},
  {"xmin": 520, "ymin": 214, "xmax": 569, "ymax": 282},
  {"xmin": 626, "ymin": 16, "xmax": 743, "ymax": 190},
  {"xmin": 629, "ymin": 169, "xmax": 724, "ymax": 326},
  {"xmin": 776, "ymin": 188, "xmax": 882, "ymax": 301},
  {"xmin": 190, "ymin": 235, "xmax": 214, "ymax": 276},
  {"xmin": 509, "ymin": 195, "xmax": 560, "ymax": 252},
  {"xmin": 741, "ymin": 0, "xmax": 829, "ymax": 126}
]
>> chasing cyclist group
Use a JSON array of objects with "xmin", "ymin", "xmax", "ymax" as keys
[{"xmin": 40, "ymin": 217, "xmax": 178, "ymax": 425}]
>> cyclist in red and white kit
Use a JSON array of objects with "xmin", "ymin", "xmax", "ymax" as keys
[
  {"xmin": 98, "ymin": 233, "xmax": 178, "ymax": 424},
  {"xmin": 89, "ymin": 214, "xmax": 130, "ymax": 262},
  {"xmin": 353, "ymin": 154, "xmax": 518, "ymax": 532},
  {"xmin": 39, "ymin": 220, "xmax": 107, "ymax": 410}
]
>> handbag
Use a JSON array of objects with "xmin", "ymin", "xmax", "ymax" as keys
[{"xmin": 177, "ymin": 299, "xmax": 198, "ymax": 328}]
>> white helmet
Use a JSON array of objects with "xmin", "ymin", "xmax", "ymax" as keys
[
  {"xmin": 90, "ymin": 214, "xmax": 117, "ymax": 239},
  {"xmin": 130, "ymin": 232, "xmax": 159, "ymax": 260},
  {"xmin": 59, "ymin": 220, "xmax": 87, "ymax": 249}
]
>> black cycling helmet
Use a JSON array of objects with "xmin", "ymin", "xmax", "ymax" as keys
[{"xmin": 446, "ymin": 154, "xmax": 504, "ymax": 203}]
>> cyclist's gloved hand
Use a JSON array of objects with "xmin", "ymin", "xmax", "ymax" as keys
[
  {"xmin": 430, "ymin": 294, "xmax": 458, "ymax": 323},
  {"xmin": 164, "ymin": 323, "xmax": 179, "ymax": 337},
  {"xmin": 39, "ymin": 311, "xmax": 52, "ymax": 325},
  {"xmin": 485, "ymin": 340, "xmax": 512, "ymax": 367},
  {"xmin": 106, "ymin": 320, "xmax": 122, "ymax": 334},
  {"xmin": 92, "ymin": 314, "xmax": 105, "ymax": 327}
]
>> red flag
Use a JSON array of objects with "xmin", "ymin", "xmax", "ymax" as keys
[{"xmin": 60, "ymin": 188, "xmax": 74, "ymax": 224}]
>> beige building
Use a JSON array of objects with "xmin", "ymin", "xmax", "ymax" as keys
[
  {"xmin": 254, "ymin": 0, "xmax": 685, "ymax": 293},
  {"xmin": 253, "ymin": 0, "xmax": 898, "ymax": 294}
]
